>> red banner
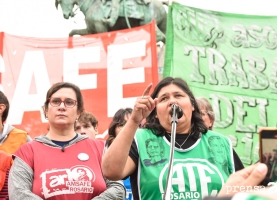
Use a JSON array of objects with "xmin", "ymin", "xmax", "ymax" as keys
[{"xmin": 0, "ymin": 21, "xmax": 158, "ymax": 139}]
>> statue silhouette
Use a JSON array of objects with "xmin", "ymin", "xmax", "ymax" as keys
[{"xmin": 55, "ymin": 0, "xmax": 167, "ymax": 43}]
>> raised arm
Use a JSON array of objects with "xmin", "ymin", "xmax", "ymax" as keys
[{"xmin": 102, "ymin": 83, "xmax": 157, "ymax": 180}]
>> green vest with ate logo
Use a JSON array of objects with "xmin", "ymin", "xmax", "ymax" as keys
[{"xmin": 135, "ymin": 129, "xmax": 234, "ymax": 200}]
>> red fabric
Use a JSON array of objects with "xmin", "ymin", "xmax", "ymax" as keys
[
  {"xmin": 0, "ymin": 151, "xmax": 12, "ymax": 200},
  {"xmin": 1, "ymin": 21, "xmax": 158, "ymax": 139},
  {"xmin": 0, "ymin": 151, "xmax": 12, "ymax": 190},
  {"xmin": 14, "ymin": 139, "xmax": 106, "ymax": 200},
  {"xmin": 0, "ymin": 169, "xmax": 9, "ymax": 199}
]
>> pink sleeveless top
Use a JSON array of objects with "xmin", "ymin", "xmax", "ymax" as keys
[{"xmin": 14, "ymin": 138, "xmax": 107, "ymax": 200}]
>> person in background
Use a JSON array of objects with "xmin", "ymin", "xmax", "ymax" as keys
[
  {"xmin": 75, "ymin": 111, "xmax": 98, "ymax": 139},
  {"xmin": 262, "ymin": 149, "xmax": 277, "ymax": 183},
  {"xmin": 102, "ymin": 77, "xmax": 243, "ymax": 199},
  {"xmin": 196, "ymin": 97, "xmax": 215, "ymax": 130},
  {"xmin": 8, "ymin": 82, "xmax": 125, "ymax": 200},
  {"xmin": 0, "ymin": 91, "xmax": 32, "ymax": 199},
  {"xmin": 106, "ymin": 108, "xmax": 132, "ymax": 147},
  {"xmin": 106, "ymin": 108, "xmax": 133, "ymax": 200},
  {"xmin": 196, "ymin": 97, "xmax": 244, "ymax": 173}
]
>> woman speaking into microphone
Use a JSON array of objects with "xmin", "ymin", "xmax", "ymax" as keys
[{"xmin": 102, "ymin": 77, "xmax": 243, "ymax": 200}]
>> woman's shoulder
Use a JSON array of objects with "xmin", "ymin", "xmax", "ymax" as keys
[
  {"xmin": 86, "ymin": 138, "xmax": 105, "ymax": 151},
  {"xmin": 136, "ymin": 128, "xmax": 151, "ymax": 133},
  {"xmin": 89, "ymin": 138, "xmax": 105, "ymax": 146},
  {"xmin": 135, "ymin": 128, "xmax": 164, "ymax": 143},
  {"xmin": 135, "ymin": 128, "xmax": 157, "ymax": 137},
  {"xmin": 204, "ymin": 130, "xmax": 229, "ymax": 140},
  {"xmin": 83, "ymin": 137, "xmax": 104, "ymax": 145},
  {"xmin": 74, "ymin": 134, "xmax": 104, "ymax": 146},
  {"xmin": 13, "ymin": 140, "xmax": 39, "ymax": 165},
  {"xmin": 16, "ymin": 139, "xmax": 39, "ymax": 150}
]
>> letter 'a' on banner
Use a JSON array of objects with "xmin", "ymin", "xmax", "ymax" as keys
[
  {"xmin": 1, "ymin": 21, "xmax": 158, "ymax": 139},
  {"xmin": 164, "ymin": 1, "xmax": 277, "ymax": 166}
]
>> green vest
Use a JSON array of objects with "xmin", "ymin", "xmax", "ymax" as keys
[{"xmin": 135, "ymin": 129, "xmax": 235, "ymax": 200}]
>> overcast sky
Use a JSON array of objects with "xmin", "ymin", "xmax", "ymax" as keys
[
  {"xmin": 0, "ymin": 0, "xmax": 86, "ymax": 38},
  {"xmin": 0, "ymin": 0, "xmax": 277, "ymax": 38}
]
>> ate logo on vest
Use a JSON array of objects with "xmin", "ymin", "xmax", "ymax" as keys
[
  {"xmin": 159, "ymin": 158, "xmax": 224, "ymax": 199},
  {"xmin": 40, "ymin": 165, "xmax": 95, "ymax": 198}
]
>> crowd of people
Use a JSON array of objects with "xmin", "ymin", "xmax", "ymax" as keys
[{"xmin": 0, "ymin": 77, "xmax": 275, "ymax": 200}]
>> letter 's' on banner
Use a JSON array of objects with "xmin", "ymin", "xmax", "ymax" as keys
[{"xmin": 164, "ymin": 2, "xmax": 277, "ymax": 166}]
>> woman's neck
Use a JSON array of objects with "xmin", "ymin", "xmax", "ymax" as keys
[
  {"xmin": 46, "ymin": 126, "xmax": 76, "ymax": 141},
  {"xmin": 173, "ymin": 127, "xmax": 191, "ymax": 134},
  {"xmin": 176, "ymin": 121, "xmax": 191, "ymax": 134}
]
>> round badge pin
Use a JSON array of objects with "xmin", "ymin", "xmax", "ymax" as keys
[{"xmin": 78, "ymin": 153, "xmax": 89, "ymax": 161}]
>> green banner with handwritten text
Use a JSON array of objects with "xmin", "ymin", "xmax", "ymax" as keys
[{"xmin": 164, "ymin": 2, "xmax": 277, "ymax": 166}]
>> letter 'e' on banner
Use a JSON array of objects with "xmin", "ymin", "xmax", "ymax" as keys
[{"xmin": 1, "ymin": 21, "xmax": 158, "ymax": 139}]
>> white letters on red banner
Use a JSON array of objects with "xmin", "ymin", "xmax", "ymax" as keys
[{"xmin": 0, "ymin": 22, "xmax": 158, "ymax": 138}]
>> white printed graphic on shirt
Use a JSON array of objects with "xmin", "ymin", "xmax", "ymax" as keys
[
  {"xmin": 159, "ymin": 158, "xmax": 225, "ymax": 199},
  {"xmin": 40, "ymin": 165, "xmax": 95, "ymax": 198}
]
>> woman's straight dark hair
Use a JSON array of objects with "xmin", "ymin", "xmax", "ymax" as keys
[{"xmin": 144, "ymin": 77, "xmax": 207, "ymax": 139}]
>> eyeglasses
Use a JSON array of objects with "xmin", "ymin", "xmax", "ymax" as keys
[{"xmin": 49, "ymin": 98, "xmax": 77, "ymax": 108}]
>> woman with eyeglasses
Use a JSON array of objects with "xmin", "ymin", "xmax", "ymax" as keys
[
  {"xmin": 8, "ymin": 82, "xmax": 125, "ymax": 200},
  {"xmin": 105, "ymin": 108, "xmax": 133, "ymax": 200}
]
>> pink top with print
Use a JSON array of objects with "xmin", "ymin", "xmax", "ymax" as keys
[{"xmin": 14, "ymin": 139, "xmax": 106, "ymax": 200}]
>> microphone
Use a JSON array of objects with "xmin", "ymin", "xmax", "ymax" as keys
[
  {"xmin": 164, "ymin": 103, "xmax": 183, "ymax": 199},
  {"xmin": 170, "ymin": 104, "xmax": 183, "ymax": 119}
]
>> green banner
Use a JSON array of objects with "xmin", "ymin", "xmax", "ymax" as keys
[{"xmin": 164, "ymin": 2, "xmax": 277, "ymax": 166}]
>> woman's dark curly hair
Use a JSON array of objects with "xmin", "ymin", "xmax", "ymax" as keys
[
  {"xmin": 144, "ymin": 77, "xmax": 207, "ymax": 139},
  {"xmin": 106, "ymin": 108, "xmax": 133, "ymax": 147}
]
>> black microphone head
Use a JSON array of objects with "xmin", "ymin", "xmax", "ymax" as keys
[
  {"xmin": 176, "ymin": 105, "xmax": 183, "ymax": 119},
  {"xmin": 170, "ymin": 104, "xmax": 183, "ymax": 119}
]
